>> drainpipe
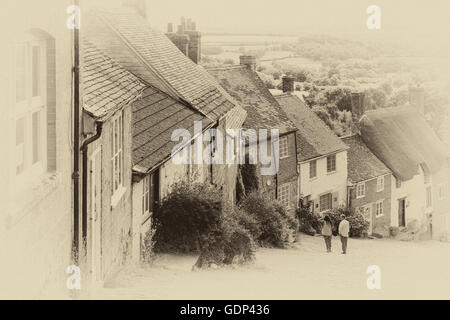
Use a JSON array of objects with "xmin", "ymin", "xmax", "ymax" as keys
[
  {"xmin": 81, "ymin": 121, "xmax": 103, "ymax": 249},
  {"xmin": 72, "ymin": 0, "xmax": 80, "ymax": 264}
]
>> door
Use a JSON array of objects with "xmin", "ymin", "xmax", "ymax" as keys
[
  {"xmin": 398, "ymin": 198, "xmax": 406, "ymax": 227},
  {"xmin": 361, "ymin": 204, "xmax": 373, "ymax": 234},
  {"xmin": 90, "ymin": 148, "xmax": 102, "ymax": 281}
]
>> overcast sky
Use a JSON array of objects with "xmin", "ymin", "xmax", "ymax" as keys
[
  {"xmin": 81, "ymin": 0, "xmax": 450, "ymax": 54},
  {"xmin": 145, "ymin": 0, "xmax": 450, "ymax": 38}
]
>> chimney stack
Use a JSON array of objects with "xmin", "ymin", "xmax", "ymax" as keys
[
  {"xmin": 350, "ymin": 92, "xmax": 366, "ymax": 120},
  {"xmin": 282, "ymin": 75, "xmax": 295, "ymax": 93},
  {"xmin": 240, "ymin": 55, "xmax": 256, "ymax": 71},
  {"xmin": 166, "ymin": 17, "xmax": 201, "ymax": 64},
  {"xmin": 167, "ymin": 23, "xmax": 174, "ymax": 33},
  {"xmin": 409, "ymin": 85, "xmax": 425, "ymax": 115}
]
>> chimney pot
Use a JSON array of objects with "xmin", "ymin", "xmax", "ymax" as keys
[
  {"xmin": 282, "ymin": 75, "xmax": 295, "ymax": 93},
  {"xmin": 240, "ymin": 55, "xmax": 256, "ymax": 71},
  {"xmin": 167, "ymin": 23, "xmax": 174, "ymax": 33}
]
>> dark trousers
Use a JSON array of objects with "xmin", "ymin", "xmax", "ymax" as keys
[
  {"xmin": 340, "ymin": 235, "xmax": 348, "ymax": 253},
  {"xmin": 323, "ymin": 235, "xmax": 332, "ymax": 252}
]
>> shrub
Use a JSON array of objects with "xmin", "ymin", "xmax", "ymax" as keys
[
  {"xmin": 347, "ymin": 213, "xmax": 370, "ymax": 237},
  {"xmin": 239, "ymin": 192, "xmax": 298, "ymax": 248},
  {"xmin": 150, "ymin": 181, "xmax": 254, "ymax": 268},
  {"xmin": 194, "ymin": 207, "xmax": 255, "ymax": 268},
  {"xmin": 152, "ymin": 182, "xmax": 223, "ymax": 253},
  {"xmin": 296, "ymin": 198, "xmax": 321, "ymax": 235},
  {"xmin": 327, "ymin": 207, "xmax": 369, "ymax": 238},
  {"xmin": 142, "ymin": 225, "xmax": 156, "ymax": 263}
]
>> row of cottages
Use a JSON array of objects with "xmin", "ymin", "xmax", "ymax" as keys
[
  {"xmin": 207, "ymin": 57, "xmax": 299, "ymax": 213},
  {"xmin": 0, "ymin": 0, "xmax": 74, "ymax": 298},
  {"xmin": 80, "ymin": 5, "xmax": 246, "ymax": 284},
  {"xmin": 345, "ymin": 91, "xmax": 450, "ymax": 239},
  {"xmin": 341, "ymin": 135, "xmax": 393, "ymax": 236},
  {"xmin": 273, "ymin": 77, "xmax": 349, "ymax": 213}
]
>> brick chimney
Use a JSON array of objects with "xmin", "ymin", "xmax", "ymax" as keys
[
  {"xmin": 409, "ymin": 85, "xmax": 425, "ymax": 115},
  {"xmin": 166, "ymin": 17, "xmax": 202, "ymax": 64},
  {"xmin": 240, "ymin": 55, "xmax": 256, "ymax": 71},
  {"xmin": 282, "ymin": 75, "xmax": 295, "ymax": 93},
  {"xmin": 350, "ymin": 92, "xmax": 366, "ymax": 120}
]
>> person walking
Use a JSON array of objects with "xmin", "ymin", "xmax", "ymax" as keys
[
  {"xmin": 321, "ymin": 215, "xmax": 333, "ymax": 252},
  {"xmin": 338, "ymin": 214, "xmax": 350, "ymax": 254}
]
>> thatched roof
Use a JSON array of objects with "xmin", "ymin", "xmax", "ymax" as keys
[{"xmin": 359, "ymin": 106, "xmax": 450, "ymax": 181}]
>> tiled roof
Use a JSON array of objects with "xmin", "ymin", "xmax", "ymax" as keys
[
  {"xmin": 207, "ymin": 66, "xmax": 296, "ymax": 134},
  {"xmin": 83, "ymin": 8, "xmax": 238, "ymax": 121},
  {"xmin": 359, "ymin": 106, "xmax": 450, "ymax": 181},
  {"xmin": 132, "ymin": 86, "xmax": 213, "ymax": 174},
  {"xmin": 274, "ymin": 93, "xmax": 348, "ymax": 161},
  {"xmin": 81, "ymin": 40, "xmax": 145, "ymax": 120},
  {"xmin": 341, "ymin": 135, "xmax": 391, "ymax": 183}
]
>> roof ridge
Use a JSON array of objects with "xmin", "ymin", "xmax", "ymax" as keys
[{"xmin": 206, "ymin": 65, "xmax": 247, "ymax": 72}]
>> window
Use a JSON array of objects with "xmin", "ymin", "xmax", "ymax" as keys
[
  {"xmin": 376, "ymin": 176, "xmax": 384, "ymax": 192},
  {"xmin": 142, "ymin": 174, "xmax": 155, "ymax": 215},
  {"xmin": 375, "ymin": 200, "xmax": 384, "ymax": 217},
  {"xmin": 309, "ymin": 160, "xmax": 317, "ymax": 179},
  {"xmin": 111, "ymin": 111, "xmax": 124, "ymax": 196},
  {"xmin": 13, "ymin": 39, "xmax": 47, "ymax": 179},
  {"xmin": 326, "ymin": 154, "xmax": 336, "ymax": 172},
  {"xmin": 319, "ymin": 193, "xmax": 332, "ymax": 212},
  {"xmin": 279, "ymin": 136, "xmax": 289, "ymax": 158},
  {"xmin": 356, "ymin": 182, "xmax": 365, "ymax": 199},
  {"xmin": 426, "ymin": 186, "xmax": 432, "ymax": 208},
  {"xmin": 277, "ymin": 183, "xmax": 290, "ymax": 208}
]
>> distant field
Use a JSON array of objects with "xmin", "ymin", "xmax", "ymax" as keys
[{"xmin": 203, "ymin": 34, "xmax": 298, "ymax": 47}]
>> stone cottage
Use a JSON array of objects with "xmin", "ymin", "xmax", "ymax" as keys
[
  {"xmin": 274, "ymin": 78, "xmax": 348, "ymax": 214},
  {"xmin": 208, "ymin": 57, "xmax": 299, "ymax": 213},
  {"xmin": 341, "ymin": 135, "xmax": 393, "ymax": 236},
  {"xmin": 355, "ymin": 90, "xmax": 450, "ymax": 240},
  {"xmin": 83, "ymin": 6, "xmax": 247, "ymax": 261}
]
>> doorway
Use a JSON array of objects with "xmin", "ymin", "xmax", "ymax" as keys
[
  {"xmin": 398, "ymin": 198, "xmax": 406, "ymax": 227},
  {"xmin": 361, "ymin": 204, "xmax": 373, "ymax": 234}
]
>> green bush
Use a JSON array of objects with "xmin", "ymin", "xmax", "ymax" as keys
[
  {"xmin": 152, "ymin": 182, "xmax": 223, "ymax": 253},
  {"xmin": 239, "ymin": 192, "xmax": 298, "ymax": 248},
  {"xmin": 194, "ymin": 207, "xmax": 255, "ymax": 268}
]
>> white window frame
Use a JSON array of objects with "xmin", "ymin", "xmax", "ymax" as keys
[
  {"xmin": 375, "ymin": 200, "xmax": 384, "ymax": 217},
  {"xmin": 142, "ymin": 175, "xmax": 150, "ymax": 215},
  {"xmin": 356, "ymin": 182, "xmax": 365, "ymax": 199},
  {"xmin": 111, "ymin": 110, "xmax": 125, "ymax": 203},
  {"xmin": 277, "ymin": 183, "xmax": 290, "ymax": 208},
  {"xmin": 326, "ymin": 154, "xmax": 336, "ymax": 173},
  {"xmin": 12, "ymin": 38, "xmax": 47, "ymax": 186},
  {"xmin": 319, "ymin": 192, "xmax": 332, "ymax": 212},
  {"xmin": 279, "ymin": 135, "xmax": 289, "ymax": 159},
  {"xmin": 376, "ymin": 176, "xmax": 384, "ymax": 192}
]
